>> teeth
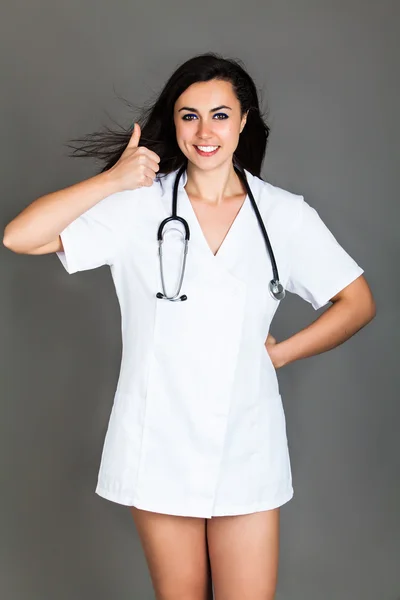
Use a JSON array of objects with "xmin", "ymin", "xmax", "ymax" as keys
[{"xmin": 196, "ymin": 146, "xmax": 218, "ymax": 152}]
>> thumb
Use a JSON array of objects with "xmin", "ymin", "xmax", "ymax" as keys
[{"xmin": 127, "ymin": 122, "xmax": 141, "ymax": 148}]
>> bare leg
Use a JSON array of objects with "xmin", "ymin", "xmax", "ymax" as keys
[
  {"xmin": 206, "ymin": 507, "xmax": 280, "ymax": 600},
  {"xmin": 130, "ymin": 506, "xmax": 213, "ymax": 600}
]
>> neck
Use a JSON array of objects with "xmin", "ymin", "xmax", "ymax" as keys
[{"xmin": 184, "ymin": 160, "xmax": 245, "ymax": 205}]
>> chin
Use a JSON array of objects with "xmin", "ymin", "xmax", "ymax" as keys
[{"xmin": 190, "ymin": 152, "xmax": 231, "ymax": 169}]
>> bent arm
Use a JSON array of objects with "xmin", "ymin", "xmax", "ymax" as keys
[
  {"xmin": 3, "ymin": 170, "xmax": 121, "ymax": 254},
  {"xmin": 272, "ymin": 274, "xmax": 376, "ymax": 368}
]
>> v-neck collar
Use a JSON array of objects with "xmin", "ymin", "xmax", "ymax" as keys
[
  {"xmin": 181, "ymin": 186, "xmax": 250, "ymax": 260},
  {"xmin": 157, "ymin": 167, "xmax": 257, "ymax": 287},
  {"xmin": 171, "ymin": 167, "xmax": 252, "ymax": 261}
]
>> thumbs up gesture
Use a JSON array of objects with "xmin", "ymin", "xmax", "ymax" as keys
[{"xmin": 109, "ymin": 123, "xmax": 161, "ymax": 191}]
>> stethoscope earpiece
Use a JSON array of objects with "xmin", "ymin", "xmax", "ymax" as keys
[{"xmin": 156, "ymin": 291, "xmax": 188, "ymax": 301}]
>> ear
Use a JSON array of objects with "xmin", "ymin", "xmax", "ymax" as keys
[{"xmin": 240, "ymin": 111, "xmax": 248, "ymax": 133}]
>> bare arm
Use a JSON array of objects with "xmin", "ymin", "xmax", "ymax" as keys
[
  {"xmin": 267, "ymin": 275, "xmax": 376, "ymax": 368},
  {"xmin": 3, "ymin": 123, "xmax": 160, "ymax": 255},
  {"xmin": 2, "ymin": 170, "xmax": 121, "ymax": 254}
]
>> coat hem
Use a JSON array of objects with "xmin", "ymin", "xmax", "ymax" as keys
[
  {"xmin": 95, "ymin": 484, "xmax": 294, "ymax": 518},
  {"xmin": 210, "ymin": 487, "xmax": 294, "ymax": 517}
]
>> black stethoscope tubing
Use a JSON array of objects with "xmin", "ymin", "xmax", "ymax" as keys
[{"xmin": 156, "ymin": 163, "xmax": 285, "ymax": 302}]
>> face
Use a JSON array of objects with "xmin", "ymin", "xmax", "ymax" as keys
[{"xmin": 173, "ymin": 79, "xmax": 247, "ymax": 170}]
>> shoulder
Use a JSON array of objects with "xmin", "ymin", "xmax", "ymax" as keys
[
  {"xmin": 247, "ymin": 171, "xmax": 304, "ymax": 231},
  {"xmin": 90, "ymin": 177, "xmax": 164, "ymax": 222}
]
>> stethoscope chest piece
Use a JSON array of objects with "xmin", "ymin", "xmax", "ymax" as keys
[{"xmin": 269, "ymin": 279, "xmax": 285, "ymax": 301}]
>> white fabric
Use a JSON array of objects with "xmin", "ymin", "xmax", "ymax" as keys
[{"xmin": 56, "ymin": 168, "xmax": 364, "ymax": 518}]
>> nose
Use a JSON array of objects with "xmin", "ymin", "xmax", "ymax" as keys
[{"xmin": 196, "ymin": 119, "xmax": 214, "ymax": 139}]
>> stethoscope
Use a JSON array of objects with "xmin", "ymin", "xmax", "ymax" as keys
[{"xmin": 156, "ymin": 162, "xmax": 285, "ymax": 303}]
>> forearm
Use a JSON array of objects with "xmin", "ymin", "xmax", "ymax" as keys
[
  {"xmin": 275, "ymin": 298, "xmax": 375, "ymax": 368},
  {"xmin": 3, "ymin": 169, "xmax": 121, "ymax": 253}
]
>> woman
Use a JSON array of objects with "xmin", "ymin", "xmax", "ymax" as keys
[{"xmin": 3, "ymin": 52, "xmax": 376, "ymax": 600}]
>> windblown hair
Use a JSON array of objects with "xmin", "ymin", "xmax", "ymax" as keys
[{"xmin": 65, "ymin": 52, "xmax": 270, "ymax": 178}]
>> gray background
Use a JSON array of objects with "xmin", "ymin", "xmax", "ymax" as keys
[{"xmin": 1, "ymin": 1, "xmax": 398, "ymax": 599}]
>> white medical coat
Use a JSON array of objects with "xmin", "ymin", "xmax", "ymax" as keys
[{"xmin": 56, "ymin": 167, "xmax": 364, "ymax": 518}]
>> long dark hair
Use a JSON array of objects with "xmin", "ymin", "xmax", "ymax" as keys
[{"xmin": 65, "ymin": 52, "xmax": 270, "ymax": 178}]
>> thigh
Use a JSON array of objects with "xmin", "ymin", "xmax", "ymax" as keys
[
  {"xmin": 130, "ymin": 506, "xmax": 213, "ymax": 600},
  {"xmin": 206, "ymin": 507, "xmax": 280, "ymax": 600}
]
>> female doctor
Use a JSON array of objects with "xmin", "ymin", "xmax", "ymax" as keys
[{"xmin": 4, "ymin": 53, "xmax": 376, "ymax": 600}]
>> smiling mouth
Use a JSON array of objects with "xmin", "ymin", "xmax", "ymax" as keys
[{"xmin": 194, "ymin": 145, "xmax": 220, "ymax": 156}]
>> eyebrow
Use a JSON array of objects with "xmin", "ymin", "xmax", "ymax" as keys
[{"xmin": 178, "ymin": 105, "xmax": 232, "ymax": 113}]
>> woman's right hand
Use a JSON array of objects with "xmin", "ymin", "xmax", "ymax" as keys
[{"xmin": 108, "ymin": 123, "xmax": 161, "ymax": 191}]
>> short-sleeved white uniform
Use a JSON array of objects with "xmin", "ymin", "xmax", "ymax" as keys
[{"xmin": 56, "ymin": 167, "xmax": 364, "ymax": 518}]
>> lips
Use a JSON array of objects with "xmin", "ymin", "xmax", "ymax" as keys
[{"xmin": 194, "ymin": 145, "xmax": 220, "ymax": 157}]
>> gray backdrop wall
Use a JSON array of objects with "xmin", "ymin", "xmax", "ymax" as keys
[{"xmin": 1, "ymin": 1, "xmax": 399, "ymax": 599}]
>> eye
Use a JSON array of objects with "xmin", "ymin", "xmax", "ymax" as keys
[{"xmin": 181, "ymin": 113, "xmax": 229, "ymax": 121}]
